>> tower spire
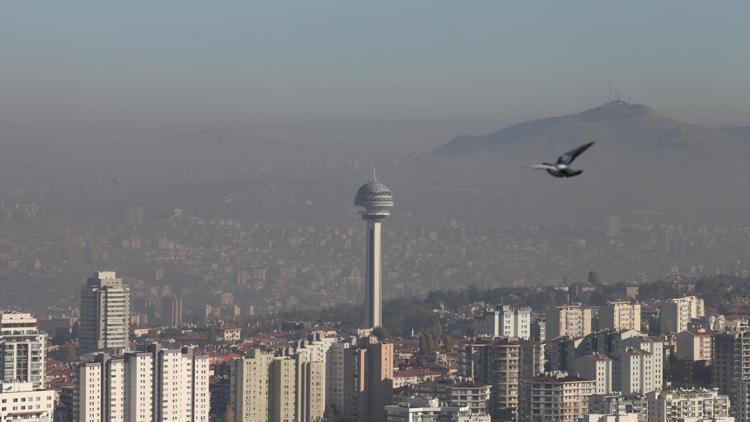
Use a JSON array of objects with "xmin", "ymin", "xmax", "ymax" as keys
[{"xmin": 373, "ymin": 168, "xmax": 377, "ymax": 182}]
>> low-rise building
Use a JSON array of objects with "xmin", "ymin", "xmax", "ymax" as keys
[
  {"xmin": 412, "ymin": 381, "xmax": 491, "ymax": 415},
  {"xmin": 646, "ymin": 388, "xmax": 731, "ymax": 422},
  {"xmin": 0, "ymin": 382, "xmax": 55, "ymax": 422},
  {"xmin": 385, "ymin": 397, "xmax": 490, "ymax": 422}
]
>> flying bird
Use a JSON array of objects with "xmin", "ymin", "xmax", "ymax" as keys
[{"xmin": 531, "ymin": 142, "xmax": 595, "ymax": 178}]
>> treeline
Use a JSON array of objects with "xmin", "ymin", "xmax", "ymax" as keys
[{"xmin": 274, "ymin": 274, "xmax": 750, "ymax": 338}]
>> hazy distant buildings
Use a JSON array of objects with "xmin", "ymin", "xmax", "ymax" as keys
[
  {"xmin": 161, "ymin": 296, "xmax": 183, "ymax": 327},
  {"xmin": 79, "ymin": 271, "xmax": 130, "ymax": 355},
  {"xmin": 546, "ymin": 304, "xmax": 593, "ymax": 342},
  {"xmin": 473, "ymin": 306, "xmax": 531, "ymax": 339},
  {"xmin": 0, "ymin": 311, "xmax": 47, "ymax": 389},
  {"xmin": 606, "ymin": 215, "xmax": 621, "ymax": 237},
  {"xmin": 659, "ymin": 296, "xmax": 704, "ymax": 334},
  {"xmin": 354, "ymin": 177, "xmax": 394, "ymax": 329},
  {"xmin": 600, "ymin": 302, "xmax": 641, "ymax": 332}
]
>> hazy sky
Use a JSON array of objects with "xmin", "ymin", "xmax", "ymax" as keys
[{"xmin": 1, "ymin": 1, "xmax": 748, "ymax": 143}]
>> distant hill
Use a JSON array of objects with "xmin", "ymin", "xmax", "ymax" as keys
[
  {"xmin": 721, "ymin": 126, "xmax": 750, "ymax": 141},
  {"xmin": 435, "ymin": 100, "xmax": 738, "ymax": 156},
  {"xmin": 380, "ymin": 101, "xmax": 750, "ymax": 225}
]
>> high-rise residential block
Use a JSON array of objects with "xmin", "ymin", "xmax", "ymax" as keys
[
  {"xmin": 72, "ymin": 345, "xmax": 210, "ymax": 422},
  {"xmin": 546, "ymin": 304, "xmax": 593, "ymax": 343},
  {"xmin": 612, "ymin": 337, "xmax": 663, "ymax": 395},
  {"xmin": 229, "ymin": 350, "xmax": 274, "ymax": 422},
  {"xmin": 0, "ymin": 311, "xmax": 47, "ymax": 389},
  {"xmin": 600, "ymin": 302, "xmax": 642, "ymax": 332},
  {"xmin": 519, "ymin": 372, "xmax": 596, "ymax": 422},
  {"xmin": 270, "ymin": 356, "xmax": 296, "ymax": 422},
  {"xmin": 460, "ymin": 338, "xmax": 542, "ymax": 421},
  {"xmin": 473, "ymin": 306, "xmax": 531, "ymax": 339},
  {"xmin": 675, "ymin": 329, "xmax": 713, "ymax": 362},
  {"xmin": 339, "ymin": 339, "xmax": 394, "ymax": 422},
  {"xmin": 575, "ymin": 354, "xmax": 614, "ymax": 394},
  {"xmin": 659, "ymin": 296, "xmax": 704, "ymax": 334},
  {"xmin": 79, "ymin": 271, "xmax": 130, "ymax": 355},
  {"xmin": 713, "ymin": 330, "xmax": 750, "ymax": 415}
]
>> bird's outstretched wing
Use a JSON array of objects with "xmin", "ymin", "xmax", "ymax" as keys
[{"xmin": 556, "ymin": 142, "xmax": 595, "ymax": 165}]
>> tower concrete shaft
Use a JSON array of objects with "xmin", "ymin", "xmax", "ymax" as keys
[{"xmin": 364, "ymin": 219, "xmax": 383, "ymax": 328}]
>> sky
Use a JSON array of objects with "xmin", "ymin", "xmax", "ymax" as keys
[{"xmin": 1, "ymin": 1, "xmax": 748, "ymax": 144}]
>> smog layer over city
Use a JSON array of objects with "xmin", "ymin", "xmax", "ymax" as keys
[{"xmin": 1, "ymin": 2, "xmax": 750, "ymax": 422}]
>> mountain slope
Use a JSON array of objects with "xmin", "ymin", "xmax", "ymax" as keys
[{"xmin": 380, "ymin": 101, "xmax": 750, "ymax": 225}]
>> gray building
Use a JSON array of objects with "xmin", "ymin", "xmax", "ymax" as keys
[{"xmin": 79, "ymin": 271, "xmax": 130, "ymax": 355}]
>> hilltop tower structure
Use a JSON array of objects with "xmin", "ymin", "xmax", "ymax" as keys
[{"xmin": 354, "ymin": 173, "xmax": 394, "ymax": 329}]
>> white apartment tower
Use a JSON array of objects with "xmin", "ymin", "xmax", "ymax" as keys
[
  {"xmin": 612, "ymin": 337, "xmax": 663, "ymax": 395},
  {"xmin": 600, "ymin": 302, "xmax": 642, "ymax": 332},
  {"xmin": 574, "ymin": 354, "xmax": 614, "ymax": 394},
  {"xmin": 659, "ymin": 296, "xmax": 704, "ymax": 334},
  {"xmin": 79, "ymin": 271, "xmax": 130, "ymax": 355},
  {"xmin": 72, "ymin": 345, "xmax": 209, "ymax": 422},
  {"xmin": 546, "ymin": 304, "xmax": 593, "ymax": 342},
  {"xmin": 0, "ymin": 311, "xmax": 47, "ymax": 389},
  {"xmin": 675, "ymin": 329, "xmax": 713, "ymax": 362},
  {"xmin": 354, "ymin": 176, "xmax": 394, "ymax": 329},
  {"xmin": 473, "ymin": 306, "xmax": 531, "ymax": 339},
  {"xmin": 229, "ymin": 350, "xmax": 274, "ymax": 422},
  {"xmin": 519, "ymin": 372, "xmax": 596, "ymax": 422}
]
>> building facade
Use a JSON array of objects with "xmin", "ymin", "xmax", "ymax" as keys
[
  {"xmin": 646, "ymin": 388, "xmax": 731, "ymax": 422},
  {"xmin": 0, "ymin": 381, "xmax": 55, "ymax": 422},
  {"xmin": 546, "ymin": 305, "xmax": 593, "ymax": 343},
  {"xmin": 79, "ymin": 271, "xmax": 130, "ymax": 355},
  {"xmin": 675, "ymin": 329, "xmax": 713, "ymax": 362},
  {"xmin": 384, "ymin": 397, "xmax": 490, "ymax": 422},
  {"xmin": 575, "ymin": 354, "xmax": 614, "ymax": 395},
  {"xmin": 600, "ymin": 302, "xmax": 642, "ymax": 332},
  {"xmin": 0, "ymin": 311, "xmax": 47, "ymax": 389},
  {"xmin": 460, "ymin": 338, "xmax": 542, "ymax": 421},
  {"xmin": 473, "ymin": 306, "xmax": 531, "ymax": 339},
  {"xmin": 72, "ymin": 345, "xmax": 210, "ymax": 422},
  {"xmin": 659, "ymin": 296, "xmax": 704, "ymax": 335},
  {"xmin": 519, "ymin": 372, "xmax": 595, "ymax": 422}
]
